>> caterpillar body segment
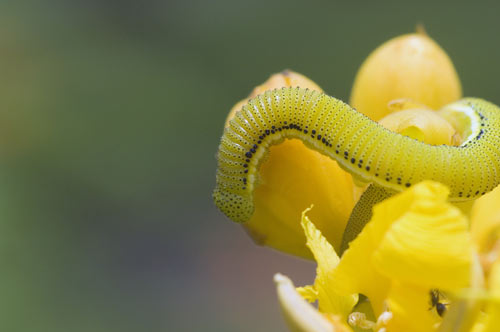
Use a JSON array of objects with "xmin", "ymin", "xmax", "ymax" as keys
[
  {"xmin": 340, "ymin": 185, "xmax": 393, "ymax": 254},
  {"xmin": 214, "ymin": 87, "xmax": 500, "ymax": 223}
]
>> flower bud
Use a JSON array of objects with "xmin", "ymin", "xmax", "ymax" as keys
[
  {"xmin": 350, "ymin": 32, "xmax": 462, "ymax": 121},
  {"xmin": 379, "ymin": 101, "xmax": 457, "ymax": 146},
  {"xmin": 225, "ymin": 70, "xmax": 322, "ymax": 127}
]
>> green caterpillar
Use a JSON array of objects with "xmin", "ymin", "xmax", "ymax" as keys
[{"xmin": 214, "ymin": 87, "xmax": 500, "ymax": 251}]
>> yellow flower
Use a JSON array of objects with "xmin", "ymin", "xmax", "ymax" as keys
[
  {"xmin": 274, "ymin": 181, "xmax": 500, "ymax": 332},
  {"xmin": 217, "ymin": 31, "xmax": 500, "ymax": 332},
  {"xmin": 214, "ymin": 31, "xmax": 500, "ymax": 332},
  {"xmin": 275, "ymin": 181, "xmax": 477, "ymax": 332}
]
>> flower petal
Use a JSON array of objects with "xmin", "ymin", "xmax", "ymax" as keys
[
  {"xmin": 385, "ymin": 282, "xmax": 439, "ymax": 332},
  {"xmin": 379, "ymin": 108, "xmax": 456, "ymax": 146},
  {"xmin": 301, "ymin": 207, "xmax": 358, "ymax": 316},
  {"xmin": 479, "ymin": 259, "xmax": 500, "ymax": 332},
  {"xmin": 372, "ymin": 188, "xmax": 472, "ymax": 289},
  {"xmin": 332, "ymin": 181, "xmax": 453, "ymax": 314},
  {"xmin": 244, "ymin": 139, "xmax": 357, "ymax": 259},
  {"xmin": 274, "ymin": 273, "xmax": 338, "ymax": 332},
  {"xmin": 437, "ymin": 255, "xmax": 484, "ymax": 332},
  {"xmin": 471, "ymin": 184, "xmax": 500, "ymax": 252},
  {"xmin": 297, "ymin": 285, "xmax": 319, "ymax": 303}
]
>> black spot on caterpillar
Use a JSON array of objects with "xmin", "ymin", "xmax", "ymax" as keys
[{"xmin": 213, "ymin": 87, "xmax": 500, "ymax": 230}]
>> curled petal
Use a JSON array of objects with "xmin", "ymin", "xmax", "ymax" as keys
[
  {"xmin": 301, "ymin": 207, "xmax": 357, "ymax": 316},
  {"xmin": 274, "ymin": 273, "xmax": 338, "ymax": 332},
  {"xmin": 373, "ymin": 191, "xmax": 472, "ymax": 289},
  {"xmin": 244, "ymin": 138, "xmax": 357, "ymax": 258}
]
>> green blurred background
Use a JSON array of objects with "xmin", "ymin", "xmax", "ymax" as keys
[{"xmin": 2, "ymin": 0, "xmax": 499, "ymax": 331}]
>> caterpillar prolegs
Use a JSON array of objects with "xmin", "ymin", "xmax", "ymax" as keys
[{"xmin": 214, "ymin": 87, "xmax": 500, "ymax": 250}]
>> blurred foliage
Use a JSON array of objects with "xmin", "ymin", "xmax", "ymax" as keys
[{"xmin": 0, "ymin": 0, "xmax": 499, "ymax": 331}]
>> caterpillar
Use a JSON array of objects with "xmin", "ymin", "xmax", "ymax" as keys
[{"xmin": 213, "ymin": 87, "xmax": 500, "ymax": 249}]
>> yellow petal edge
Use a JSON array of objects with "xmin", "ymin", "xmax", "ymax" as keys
[
  {"xmin": 274, "ymin": 273, "xmax": 336, "ymax": 332},
  {"xmin": 301, "ymin": 207, "xmax": 358, "ymax": 317}
]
